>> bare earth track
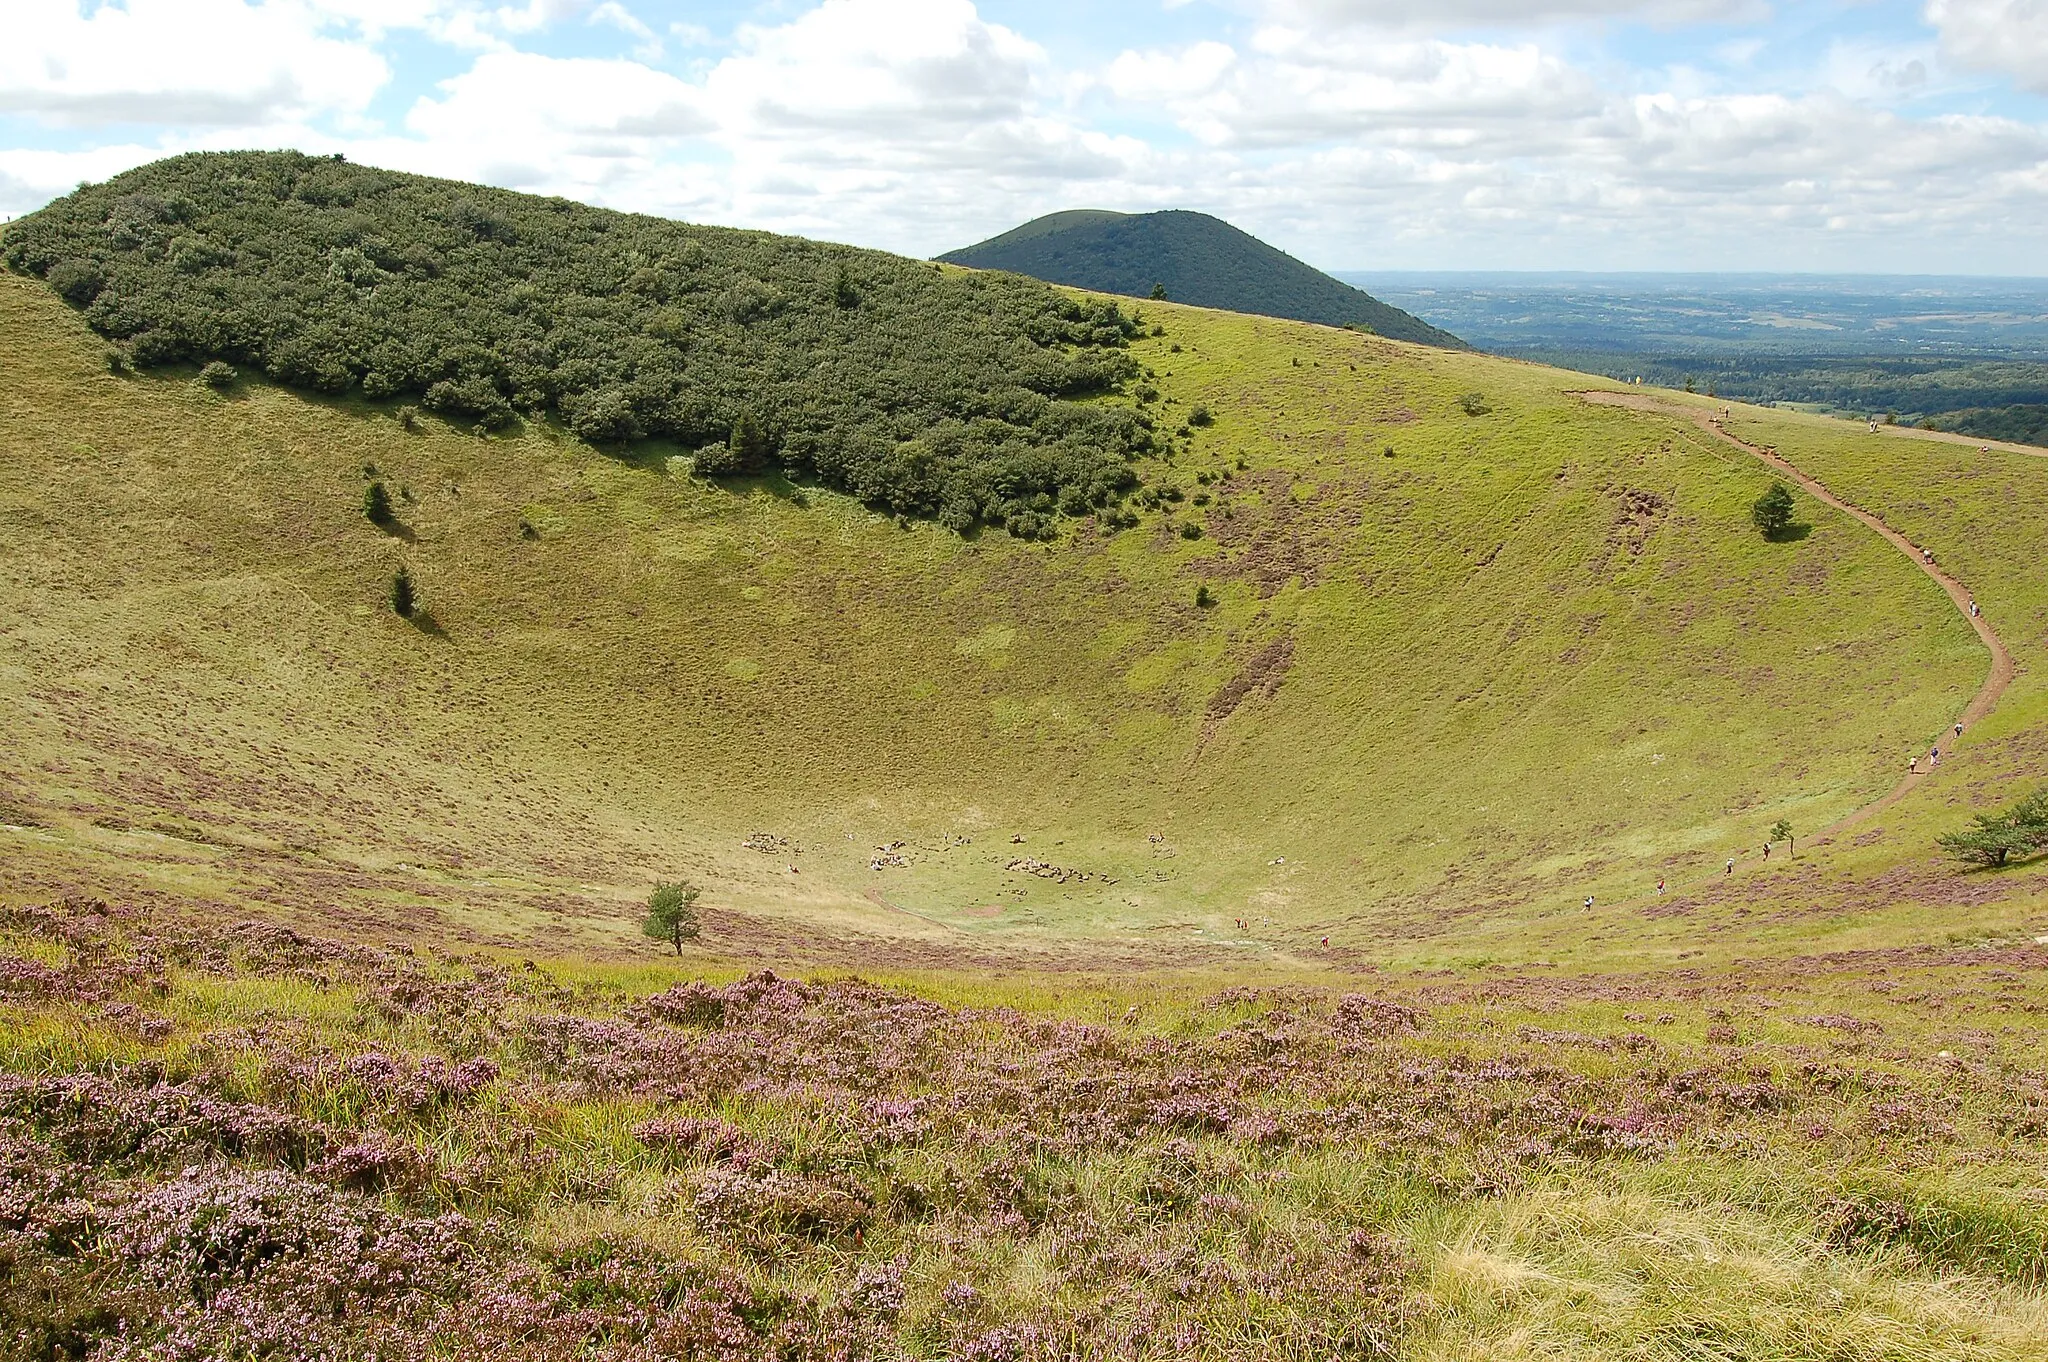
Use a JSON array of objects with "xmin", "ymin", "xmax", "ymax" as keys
[{"xmin": 1578, "ymin": 389, "xmax": 2016, "ymax": 849}]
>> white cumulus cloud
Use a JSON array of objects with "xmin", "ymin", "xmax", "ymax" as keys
[
  {"xmin": 3, "ymin": 0, "xmax": 2046, "ymax": 271},
  {"xmin": 694, "ymin": 0, "xmax": 1141, "ymax": 240},
  {"xmin": 0, "ymin": 0, "xmax": 388, "ymax": 127},
  {"xmin": 1926, "ymin": 0, "xmax": 2048, "ymax": 94},
  {"xmin": 1260, "ymin": 0, "xmax": 1765, "ymax": 30},
  {"xmin": 360, "ymin": 50, "xmax": 712, "ymax": 205}
]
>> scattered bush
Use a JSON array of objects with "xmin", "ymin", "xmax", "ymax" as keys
[
  {"xmin": 1457, "ymin": 392, "xmax": 1491, "ymax": 416},
  {"xmin": 390, "ymin": 566, "xmax": 414, "ymax": 618},
  {"xmin": 1195, "ymin": 584, "xmax": 1215, "ymax": 608},
  {"xmin": 1180, "ymin": 521, "xmax": 1204, "ymax": 540},
  {"xmin": 195, "ymin": 360, "xmax": 236, "ymax": 390},
  {"xmin": 363, "ymin": 480, "xmax": 393, "ymax": 525},
  {"xmin": 1188, "ymin": 404, "xmax": 1213, "ymax": 427}
]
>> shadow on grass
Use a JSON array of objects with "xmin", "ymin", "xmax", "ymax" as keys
[
  {"xmin": 372, "ymin": 516, "xmax": 417, "ymax": 544},
  {"xmin": 696, "ymin": 467, "xmax": 815, "ymax": 506},
  {"xmin": 407, "ymin": 611, "xmax": 448, "ymax": 639},
  {"xmin": 1765, "ymin": 523, "xmax": 1813, "ymax": 543},
  {"xmin": 1951, "ymin": 849, "xmax": 2048, "ymax": 875}
]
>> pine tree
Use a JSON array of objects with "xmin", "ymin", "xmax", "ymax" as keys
[{"xmin": 1751, "ymin": 483, "xmax": 1794, "ymax": 539}]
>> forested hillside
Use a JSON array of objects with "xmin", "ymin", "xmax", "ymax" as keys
[
  {"xmin": 3, "ymin": 151, "xmax": 1155, "ymax": 536},
  {"xmin": 941, "ymin": 210, "xmax": 1465, "ymax": 349},
  {"xmin": 1942, "ymin": 403, "xmax": 2048, "ymax": 447}
]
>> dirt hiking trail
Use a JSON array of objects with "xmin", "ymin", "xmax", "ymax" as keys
[{"xmin": 1578, "ymin": 389, "xmax": 2016, "ymax": 884}]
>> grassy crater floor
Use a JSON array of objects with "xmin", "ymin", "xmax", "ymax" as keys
[{"xmin": 0, "ymin": 275, "xmax": 2006, "ymax": 969}]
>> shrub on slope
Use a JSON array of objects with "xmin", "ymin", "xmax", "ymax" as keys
[{"xmin": 3, "ymin": 151, "xmax": 1151, "ymax": 535}]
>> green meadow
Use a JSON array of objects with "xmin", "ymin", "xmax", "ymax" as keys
[{"xmin": 0, "ymin": 274, "xmax": 2015, "ymax": 976}]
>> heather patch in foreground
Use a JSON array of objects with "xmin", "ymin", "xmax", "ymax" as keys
[{"xmin": 3, "ymin": 897, "xmax": 2047, "ymax": 1359}]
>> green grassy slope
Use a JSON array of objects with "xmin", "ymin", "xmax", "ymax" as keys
[
  {"xmin": 939, "ymin": 209, "xmax": 1464, "ymax": 349},
  {"xmin": 1723, "ymin": 405, "xmax": 2048, "ymax": 849},
  {"xmin": 2, "ymin": 272, "xmax": 2009, "ymax": 964}
]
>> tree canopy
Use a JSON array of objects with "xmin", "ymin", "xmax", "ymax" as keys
[
  {"xmin": 642, "ymin": 881, "xmax": 702, "ymax": 955},
  {"xmin": 4, "ymin": 151, "xmax": 1157, "ymax": 536},
  {"xmin": 1751, "ymin": 483, "xmax": 1795, "ymax": 539},
  {"xmin": 1938, "ymin": 788, "xmax": 2048, "ymax": 868}
]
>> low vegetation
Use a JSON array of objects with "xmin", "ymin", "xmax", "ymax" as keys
[
  {"xmin": 3, "ymin": 151, "xmax": 1157, "ymax": 535},
  {"xmin": 5, "ymin": 897, "xmax": 2047, "ymax": 1360}
]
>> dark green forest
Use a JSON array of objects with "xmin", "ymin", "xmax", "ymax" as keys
[
  {"xmin": 1937, "ymin": 404, "xmax": 2048, "ymax": 446},
  {"xmin": 941, "ymin": 210, "xmax": 1464, "ymax": 350},
  {"xmin": 1530, "ymin": 349, "xmax": 2048, "ymax": 444},
  {"xmin": 3, "ymin": 151, "xmax": 1160, "ymax": 536}
]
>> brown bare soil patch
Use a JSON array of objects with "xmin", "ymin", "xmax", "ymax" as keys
[{"xmin": 1206, "ymin": 635, "xmax": 1296, "ymax": 726}]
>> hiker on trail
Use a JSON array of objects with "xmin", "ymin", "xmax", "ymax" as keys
[
  {"xmin": 1869, "ymin": 417, "xmax": 1879, "ymax": 434},
  {"xmin": 1955, "ymin": 722, "xmax": 1964, "ymax": 740},
  {"xmin": 1725, "ymin": 858, "xmax": 1734, "ymax": 875},
  {"xmin": 1930, "ymin": 747, "xmax": 1940, "ymax": 767},
  {"xmin": 1584, "ymin": 896, "xmax": 1594, "ymax": 910},
  {"xmin": 1762, "ymin": 842, "xmax": 1770, "ymax": 861},
  {"xmin": 1970, "ymin": 600, "xmax": 1980, "ymax": 618},
  {"xmin": 1320, "ymin": 935, "xmax": 1329, "ymax": 947},
  {"xmin": 1657, "ymin": 877, "xmax": 1665, "ymax": 894},
  {"xmin": 1910, "ymin": 756, "xmax": 1918, "ymax": 774}
]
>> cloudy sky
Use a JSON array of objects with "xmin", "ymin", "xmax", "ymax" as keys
[{"xmin": 3, "ymin": 0, "xmax": 2044, "ymax": 273}]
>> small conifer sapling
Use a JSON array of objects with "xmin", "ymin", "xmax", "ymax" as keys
[
  {"xmin": 1751, "ymin": 483, "xmax": 1795, "ymax": 539},
  {"xmin": 390, "ymin": 566, "xmax": 415, "ymax": 618}
]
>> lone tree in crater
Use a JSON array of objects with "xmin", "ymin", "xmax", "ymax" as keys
[{"xmin": 642, "ymin": 881, "xmax": 702, "ymax": 955}]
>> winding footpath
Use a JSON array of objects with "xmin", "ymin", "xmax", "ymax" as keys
[{"xmin": 1578, "ymin": 389, "xmax": 2016, "ymax": 866}]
